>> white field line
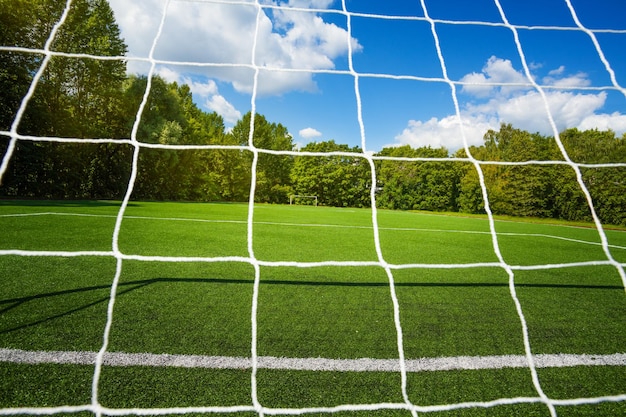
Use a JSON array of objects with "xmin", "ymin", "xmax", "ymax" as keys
[
  {"xmin": 2, "ymin": 211, "xmax": 626, "ymax": 251},
  {"xmin": 0, "ymin": 348, "xmax": 624, "ymax": 372}
]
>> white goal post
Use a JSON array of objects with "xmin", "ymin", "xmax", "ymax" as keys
[{"xmin": 289, "ymin": 194, "xmax": 318, "ymax": 206}]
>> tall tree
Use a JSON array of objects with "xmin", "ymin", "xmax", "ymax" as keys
[
  {"xmin": 376, "ymin": 145, "xmax": 460, "ymax": 212},
  {"xmin": 558, "ymin": 128, "xmax": 626, "ymax": 225},
  {"xmin": 230, "ymin": 112, "xmax": 295, "ymax": 203},
  {"xmin": 0, "ymin": 0, "xmax": 61, "ymax": 133},
  {"xmin": 460, "ymin": 124, "xmax": 558, "ymax": 218},
  {"xmin": 291, "ymin": 140, "xmax": 370, "ymax": 207},
  {"xmin": 125, "ymin": 76, "xmax": 232, "ymax": 201},
  {"xmin": 1, "ymin": 0, "xmax": 130, "ymax": 199},
  {"xmin": 20, "ymin": 0, "xmax": 129, "ymax": 138}
]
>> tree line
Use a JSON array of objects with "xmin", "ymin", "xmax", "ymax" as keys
[{"xmin": 1, "ymin": 0, "xmax": 625, "ymax": 225}]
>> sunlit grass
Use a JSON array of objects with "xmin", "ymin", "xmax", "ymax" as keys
[{"xmin": 0, "ymin": 200, "xmax": 624, "ymax": 415}]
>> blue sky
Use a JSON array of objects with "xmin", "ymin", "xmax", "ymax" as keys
[{"xmin": 108, "ymin": 0, "xmax": 626, "ymax": 152}]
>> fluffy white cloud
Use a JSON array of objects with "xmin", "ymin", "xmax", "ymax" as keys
[
  {"xmin": 299, "ymin": 127, "xmax": 322, "ymax": 138},
  {"xmin": 394, "ymin": 115, "xmax": 498, "ymax": 150},
  {"xmin": 185, "ymin": 79, "xmax": 219, "ymax": 98},
  {"xmin": 579, "ymin": 112, "xmax": 626, "ymax": 133},
  {"xmin": 460, "ymin": 56, "xmax": 529, "ymax": 97},
  {"xmin": 109, "ymin": 0, "xmax": 359, "ymax": 96},
  {"xmin": 272, "ymin": 0, "xmax": 335, "ymax": 8},
  {"xmin": 204, "ymin": 95, "xmax": 242, "ymax": 124},
  {"xmin": 109, "ymin": 0, "xmax": 165, "ymax": 60},
  {"xmin": 543, "ymin": 72, "xmax": 591, "ymax": 88},
  {"xmin": 394, "ymin": 57, "xmax": 626, "ymax": 151},
  {"xmin": 473, "ymin": 90, "xmax": 608, "ymax": 134}
]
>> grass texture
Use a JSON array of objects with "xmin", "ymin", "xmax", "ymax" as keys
[{"xmin": 0, "ymin": 200, "xmax": 624, "ymax": 416}]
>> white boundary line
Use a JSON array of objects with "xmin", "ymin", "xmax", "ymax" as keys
[
  {"xmin": 1, "ymin": 348, "xmax": 624, "ymax": 373},
  {"xmin": 3, "ymin": 211, "xmax": 625, "ymax": 251}
]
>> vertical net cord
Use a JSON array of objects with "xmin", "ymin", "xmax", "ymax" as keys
[
  {"xmin": 420, "ymin": 0, "xmax": 557, "ymax": 415},
  {"xmin": 493, "ymin": 0, "xmax": 626, "ymax": 294},
  {"xmin": 341, "ymin": 2, "xmax": 417, "ymax": 415},
  {"xmin": 0, "ymin": 0, "xmax": 74, "ymax": 184},
  {"xmin": 90, "ymin": 0, "xmax": 173, "ymax": 415},
  {"xmin": 562, "ymin": 0, "xmax": 626, "ymax": 291},
  {"xmin": 248, "ymin": 2, "xmax": 263, "ymax": 415}
]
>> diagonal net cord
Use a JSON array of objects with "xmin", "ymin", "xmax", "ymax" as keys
[
  {"xmin": 340, "ymin": 1, "xmax": 418, "ymax": 416},
  {"xmin": 0, "ymin": 0, "xmax": 74, "ymax": 184},
  {"xmin": 420, "ymin": 0, "xmax": 558, "ymax": 415},
  {"xmin": 564, "ymin": 0, "xmax": 626, "ymax": 99},
  {"xmin": 91, "ymin": 1, "xmax": 174, "ymax": 416},
  {"xmin": 562, "ymin": 0, "xmax": 626, "ymax": 292},
  {"xmin": 491, "ymin": 2, "xmax": 558, "ymax": 412},
  {"xmin": 494, "ymin": 0, "xmax": 626, "ymax": 293},
  {"xmin": 493, "ymin": 1, "xmax": 626, "ymax": 411}
]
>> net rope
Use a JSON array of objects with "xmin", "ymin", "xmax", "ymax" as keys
[{"xmin": 0, "ymin": 0, "xmax": 625, "ymax": 415}]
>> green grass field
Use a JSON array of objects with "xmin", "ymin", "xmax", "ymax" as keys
[{"xmin": 0, "ymin": 200, "xmax": 625, "ymax": 416}]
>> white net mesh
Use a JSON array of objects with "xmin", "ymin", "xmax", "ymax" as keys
[{"xmin": 0, "ymin": 0, "xmax": 625, "ymax": 416}]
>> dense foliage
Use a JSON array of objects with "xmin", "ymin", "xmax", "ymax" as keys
[{"xmin": 1, "ymin": 0, "xmax": 625, "ymax": 225}]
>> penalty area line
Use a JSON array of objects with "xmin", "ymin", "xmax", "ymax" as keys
[{"xmin": 0, "ymin": 348, "xmax": 624, "ymax": 373}]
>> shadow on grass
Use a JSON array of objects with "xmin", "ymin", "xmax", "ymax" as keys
[
  {"xmin": 1, "ymin": 276, "xmax": 622, "ymax": 335},
  {"xmin": 0, "ymin": 282, "xmax": 151, "ymax": 334}
]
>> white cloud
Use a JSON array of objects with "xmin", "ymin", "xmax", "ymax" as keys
[
  {"xmin": 154, "ymin": 66, "xmax": 180, "ymax": 83},
  {"xmin": 394, "ymin": 57, "xmax": 626, "ymax": 151},
  {"xmin": 109, "ymin": 0, "xmax": 359, "ymax": 96},
  {"xmin": 204, "ymin": 95, "xmax": 242, "ymax": 124},
  {"xmin": 548, "ymin": 65, "xmax": 565, "ymax": 76},
  {"xmin": 275, "ymin": 0, "xmax": 336, "ymax": 8},
  {"xmin": 578, "ymin": 112, "xmax": 626, "ymax": 133},
  {"xmin": 393, "ymin": 115, "xmax": 497, "ymax": 150},
  {"xmin": 489, "ymin": 90, "xmax": 607, "ymax": 134},
  {"xmin": 185, "ymin": 79, "xmax": 219, "ymax": 98},
  {"xmin": 154, "ymin": 67, "xmax": 242, "ymax": 124},
  {"xmin": 459, "ymin": 72, "xmax": 492, "ymax": 98},
  {"xmin": 460, "ymin": 56, "xmax": 529, "ymax": 97},
  {"xmin": 299, "ymin": 127, "xmax": 322, "ymax": 138},
  {"xmin": 543, "ymin": 72, "xmax": 591, "ymax": 88},
  {"xmin": 109, "ymin": 0, "xmax": 165, "ymax": 70}
]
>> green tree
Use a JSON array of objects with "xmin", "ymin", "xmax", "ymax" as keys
[
  {"xmin": 376, "ymin": 145, "xmax": 460, "ymax": 212},
  {"xmin": 1, "ymin": 0, "xmax": 130, "ymax": 199},
  {"xmin": 456, "ymin": 124, "xmax": 626, "ymax": 225},
  {"xmin": 205, "ymin": 140, "xmax": 251, "ymax": 202},
  {"xmin": 21, "ymin": 0, "xmax": 128, "ymax": 138},
  {"xmin": 456, "ymin": 160, "xmax": 485, "ymax": 214},
  {"xmin": 291, "ymin": 140, "xmax": 370, "ymax": 207},
  {"xmin": 229, "ymin": 112, "xmax": 295, "ymax": 203},
  {"xmin": 124, "ymin": 76, "xmax": 233, "ymax": 201},
  {"xmin": 122, "ymin": 75, "xmax": 186, "ymax": 144},
  {"xmin": 460, "ymin": 124, "xmax": 558, "ymax": 217},
  {"xmin": 176, "ymin": 83, "xmax": 226, "ymax": 145},
  {"xmin": 0, "ymin": 0, "xmax": 61, "ymax": 133},
  {"xmin": 558, "ymin": 128, "xmax": 626, "ymax": 225}
]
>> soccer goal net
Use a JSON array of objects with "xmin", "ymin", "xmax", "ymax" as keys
[
  {"xmin": 289, "ymin": 195, "xmax": 318, "ymax": 206},
  {"xmin": 0, "ymin": 0, "xmax": 625, "ymax": 416}
]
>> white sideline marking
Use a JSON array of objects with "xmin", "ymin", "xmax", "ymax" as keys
[
  {"xmin": 2, "ymin": 211, "xmax": 625, "ymax": 251},
  {"xmin": 1, "ymin": 348, "xmax": 624, "ymax": 372}
]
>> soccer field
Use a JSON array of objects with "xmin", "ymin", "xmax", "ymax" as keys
[{"xmin": 0, "ymin": 200, "xmax": 625, "ymax": 416}]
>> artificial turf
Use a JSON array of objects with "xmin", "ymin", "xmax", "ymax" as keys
[{"xmin": 0, "ymin": 200, "xmax": 624, "ymax": 416}]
